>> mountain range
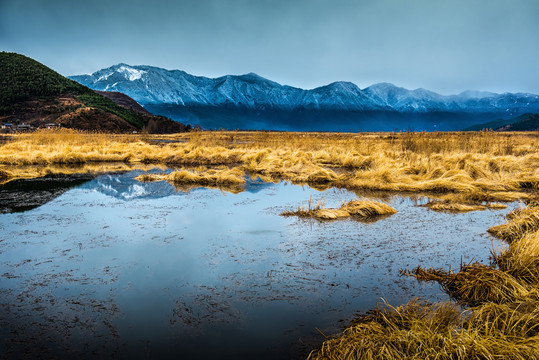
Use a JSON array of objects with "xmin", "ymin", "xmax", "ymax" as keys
[{"xmin": 70, "ymin": 64, "xmax": 539, "ymax": 131}]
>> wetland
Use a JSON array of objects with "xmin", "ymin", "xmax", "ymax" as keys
[
  {"xmin": 0, "ymin": 130, "xmax": 538, "ymax": 359},
  {"xmin": 0, "ymin": 170, "xmax": 514, "ymax": 359}
]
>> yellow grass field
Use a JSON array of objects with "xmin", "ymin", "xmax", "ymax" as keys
[
  {"xmin": 1, "ymin": 129, "xmax": 538, "ymax": 358},
  {"xmin": 1, "ymin": 130, "xmax": 537, "ymax": 197}
]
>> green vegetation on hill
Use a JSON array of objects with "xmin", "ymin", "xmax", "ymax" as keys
[
  {"xmin": 75, "ymin": 93, "xmax": 144, "ymax": 128},
  {"xmin": 506, "ymin": 113, "xmax": 539, "ymax": 131},
  {"xmin": 0, "ymin": 52, "xmax": 88, "ymax": 110},
  {"xmin": 0, "ymin": 52, "xmax": 147, "ymax": 129}
]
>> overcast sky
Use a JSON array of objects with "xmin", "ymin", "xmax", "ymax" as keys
[{"xmin": 1, "ymin": 0, "xmax": 538, "ymax": 94}]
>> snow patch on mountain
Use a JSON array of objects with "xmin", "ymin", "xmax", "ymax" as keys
[
  {"xmin": 97, "ymin": 72, "xmax": 114, "ymax": 82},
  {"xmin": 117, "ymin": 66, "xmax": 146, "ymax": 81}
]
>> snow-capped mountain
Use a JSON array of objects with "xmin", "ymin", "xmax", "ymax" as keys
[{"xmin": 70, "ymin": 64, "xmax": 539, "ymax": 114}]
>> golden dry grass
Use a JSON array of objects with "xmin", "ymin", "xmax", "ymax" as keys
[
  {"xmin": 488, "ymin": 205, "xmax": 539, "ymax": 243},
  {"xmin": 495, "ymin": 230, "xmax": 539, "ymax": 285},
  {"xmin": 134, "ymin": 167, "xmax": 246, "ymax": 194},
  {"xmin": 308, "ymin": 299, "xmax": 539, "ymax": 360},
  {"xmin": 424, "ymin": 199, "xmax": 507, "ymax": 212},
  {"xmin": 0, "ymin": 163, "xmax": 167, "ymax": 185},
  {"xmin": 1, "ymin": 130, "xmax": 537, "ymax": 201},
  {"xmin": 281, "ymin": 199, "xmax": 397, "ymax": 220},
  {"xmin": 405, "ymin": 263, "xmax": 537, "ymax": 305}
]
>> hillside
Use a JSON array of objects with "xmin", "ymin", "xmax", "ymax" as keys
[
  {"xmin": 0, "ymin": 52, "xmax": 188, "ymax": 133},
  {"xmin": 94, "ymin": 90, "xmax": 152, "ymax": 115},
  {"xmin": 463, "ymin": 113, "xmax": 539, "ymax": 131}
]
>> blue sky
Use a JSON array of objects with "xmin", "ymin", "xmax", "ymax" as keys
[{"xmin": 1, "ymin": 0, "xmax": 539, "ymax": 94}]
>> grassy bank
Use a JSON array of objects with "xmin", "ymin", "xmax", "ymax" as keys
[{"xmin": 1, "ymin": 130, "xmax": 537, "ymax": 201}]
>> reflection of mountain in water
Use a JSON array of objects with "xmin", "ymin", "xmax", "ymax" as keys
[
  {"xmin": 0, "ymin": 170, "xmax": 280, "ymax": 213},
  {"xmin": 85, "ymin": 170, "xmax": 277, "ymax": 201},
  {"xmin": 0, "ymin": 175, "xmax": 93, "ymax": 213},
  {"xmin": 86, "ymin": 171, "xmax": 179, "ymax": 200}
]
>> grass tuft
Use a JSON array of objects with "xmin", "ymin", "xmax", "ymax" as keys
[
  {"xmin": 281, "ymin": 199, "xmax": 396, "ymax": 220},
  {"xmin": 135, "ymin": 167, "xmax": 245, "ymax": 186},
  {"xmin": 308, "ymin": 299, "xmax": 539, "ymax": 360},
  {"xmin": 488, "ymin": 206, "xmax": 539, "ymax": 243},
  {"xmin": 404, "ymin": 263, "xmax": 535, "ymax": 305}
]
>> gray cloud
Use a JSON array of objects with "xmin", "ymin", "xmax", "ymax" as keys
[{"xmin": 2, "ymin": 0, "xmax": 539, "ymax": 94}]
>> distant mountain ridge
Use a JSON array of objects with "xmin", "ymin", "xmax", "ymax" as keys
[
  {"xmin": 70, "ymin": 64, "xmax": 539, "ymax": 131},
  {"xmin": 71, "ymin": 64, "xmax": 539, "ymax": 113}
]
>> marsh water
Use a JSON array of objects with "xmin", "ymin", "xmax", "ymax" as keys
[{"xmin": 0, "ymin": 170, "xmax": 515, "ymax": 359}]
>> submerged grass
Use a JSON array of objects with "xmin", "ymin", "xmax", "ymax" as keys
[{"xmin": 424, "ymin": 200, "xmax": 488, "ymax": 212}]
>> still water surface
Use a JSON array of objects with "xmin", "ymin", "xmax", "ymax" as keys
[{"xmin": 0, "ymin": 170, "xmax": 513, "ymax": 359}]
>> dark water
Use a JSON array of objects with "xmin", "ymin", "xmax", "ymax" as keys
[{"xmin": 0, "ymin": 171, "xmax": 515, "ymax": 359}]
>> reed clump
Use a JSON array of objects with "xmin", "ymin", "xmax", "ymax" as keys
[
  {"xmin": 308, "ymin": 299, "xmax": 539, "ymax": 360},
  {"xmin": 494, "ymin": 231, "xmax": 539, "ymax": 285},
  {"xmin": 341, "ymin": 200, "xmax": 398, "ymax": 217},
  {"xmin": 488, "ymin": 205, "xmax": 539, "ymax": 243},
  {"xmin": 424, "ymin": 199, "xmax": 507, "ymax": 213},
  {"xmin": 404, "ymin": 263, "xmax": 536, "ymax": 305},
  {"xmin": 281, "ymin": 199, "xmax": 397, "ymax": 220},
  {"xmin": 134, "ymin": 167, "xmax": 245, "ymax": 186}
]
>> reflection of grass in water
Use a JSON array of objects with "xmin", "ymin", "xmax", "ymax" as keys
[{"xmin": 282, "ymin": 198, "xmax": 397, "ymax": 220}]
